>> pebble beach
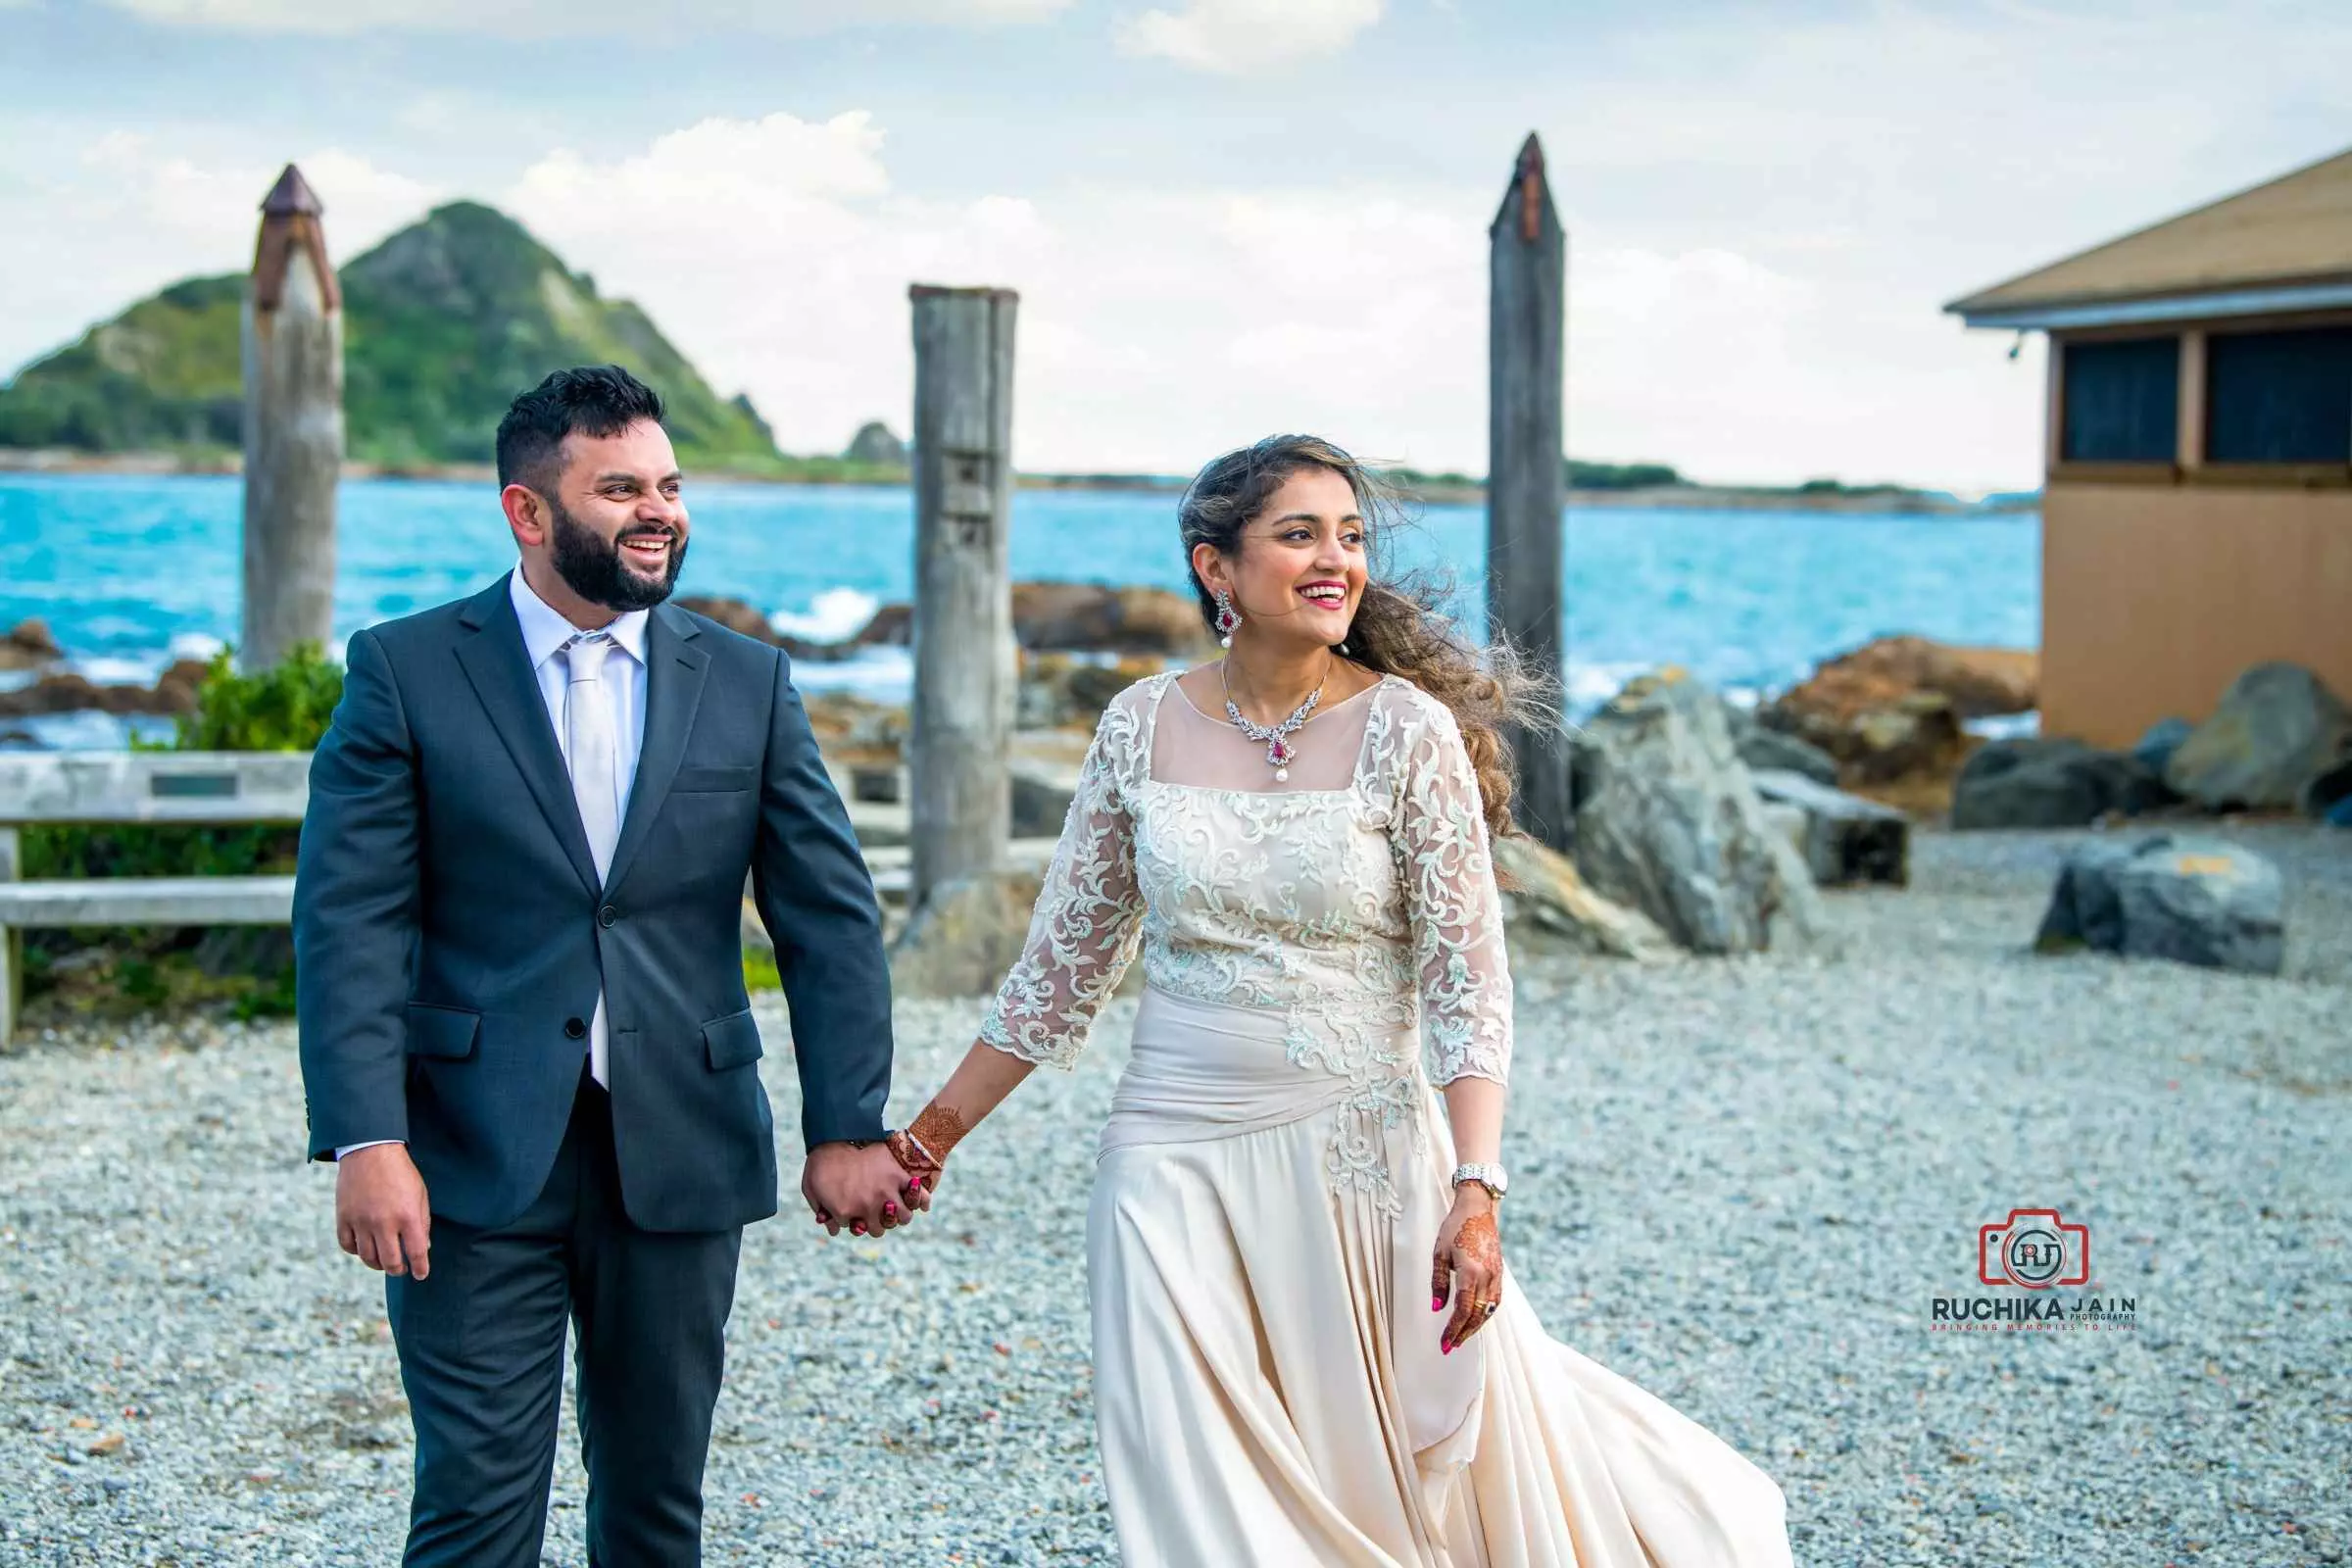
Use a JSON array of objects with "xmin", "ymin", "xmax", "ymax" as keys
[{"xmin": 2, "ymin": 822, "xmax": 2347, "ymax": 1566}]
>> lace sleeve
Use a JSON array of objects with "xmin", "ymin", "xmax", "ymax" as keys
[
  {"xmin": 976, "ymin": 692, "xmax": 1149, "ymax": 1069},
  {"xmin": 1393, "ymin": 697, "xmax": 1514, "ymax": 1087}
]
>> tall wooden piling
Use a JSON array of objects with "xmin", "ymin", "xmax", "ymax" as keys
[
  {"xmin": 1488, "ymin": 133, "xmax": 1574, "ymax": 852},
  {"xmin": 241, "ymin": 164, "xmax": 343, "ymax": 672},
  {"xmin": 907, "ymin": 285, "xmax": 1019, "ymax": 906}
]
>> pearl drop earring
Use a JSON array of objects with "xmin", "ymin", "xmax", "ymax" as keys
[{"xmin": 1212, "ymin": 590, "xmax": 1240, "ymax": 649}]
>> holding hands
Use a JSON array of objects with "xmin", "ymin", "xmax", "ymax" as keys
[
  {"xmin": 802, "ymin": 1099, "xmax": 973, "ymax": 1237},
  {"xmin": 802, "ymin": 1141, "xmax": 921, "ymax": 1237}
]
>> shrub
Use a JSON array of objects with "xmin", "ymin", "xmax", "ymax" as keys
[{"xmin": 21, "ymin": 645, "xmax": 344, "ymax": 1021}]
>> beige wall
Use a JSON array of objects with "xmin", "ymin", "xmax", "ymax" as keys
[{"xmin": 2042, "ymin": 482, "xmax": 2352, "ymax": 747}]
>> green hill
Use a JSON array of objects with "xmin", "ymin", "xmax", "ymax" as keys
[{"xmin": 0, "ymin": 200, "xmax": 781, "ymax": 470}]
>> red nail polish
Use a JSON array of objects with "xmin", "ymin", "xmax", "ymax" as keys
[
  {"xmin": 1442, "ymin": 1343, "xmax": 1452, "ymax": 1355},
  {"xmin": 1432, "ymin": 1296, "xmax": 1445, "ymax": 1311},
  {"xmin": 885, "ymin": 1202, "xmax": 898, "ymax": 1217}
]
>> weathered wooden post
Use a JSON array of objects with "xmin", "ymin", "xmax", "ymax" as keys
[
  {"xmin": 906, "ymin": 285, "xmax": 1018, "ymax": 906},
  {"xmin": 1489, "ymin": 133, "xmax": 1574, "ymax": 852},
  {"xmin": 241, "ymin": 164, "xmax": 343, "ymax": 671}
]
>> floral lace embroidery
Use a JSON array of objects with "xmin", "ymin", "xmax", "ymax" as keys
[
  {"xmin": 975, "ymin": 692, "xmax": 1149, "ymax": 1069},
  {"xmin": 977, "ymin": 671, "xmax": 1515, "ymax": 1206}
]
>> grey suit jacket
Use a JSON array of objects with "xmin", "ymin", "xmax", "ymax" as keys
[{"xmin": 294, "ymin": 574, "xmax": 893, "ymax": 1233}]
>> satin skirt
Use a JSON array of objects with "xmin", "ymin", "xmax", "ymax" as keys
[{"xmin": 1088, "ymin": 986, "xmax": 1794, "ymax": 1568}]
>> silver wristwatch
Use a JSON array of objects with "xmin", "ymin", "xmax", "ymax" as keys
[{"xmin": 1450, "ymin": 1162, "xmax": 1508, "ymax": 1200}]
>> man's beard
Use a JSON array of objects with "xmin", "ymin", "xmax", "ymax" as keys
[{"xmin": 548, "ymin": 498, "xmax": 685, "ymax": 612}]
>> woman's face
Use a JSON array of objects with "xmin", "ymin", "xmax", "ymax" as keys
[{"xmin": 1197, "ymin": 466, "xmax": 1368, "ymax": 654}]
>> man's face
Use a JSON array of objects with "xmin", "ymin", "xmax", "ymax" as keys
[{"xmin": 541, "ymin": 419, "xmax": 689, "ymax": 612}]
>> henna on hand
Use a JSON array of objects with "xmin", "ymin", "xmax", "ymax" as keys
[
  {"xmin": 1437, "ymin": 1208, "xmax": 1504, "ymax": 1353},
  {"xmin": 886, "ymin": 1101, "xmax": 970, "ymax": 1209}
]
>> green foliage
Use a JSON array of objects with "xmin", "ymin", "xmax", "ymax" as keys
[
  {"xmin": 172, "ymin": 642, "xmax": 344, "ymax": 752},
  {"xmin": 18, "ymin": 646, "xmax": 346, "ymax": 1022},
  {"xmin": 1382, "ymin": 459, "xmax": 1690, "ymax": 495},
  {"xmin": 744, "ymin": 946, "xmax": 784, "ymax": 994},
  {"xmin": 0, "ymin": 201, "xmax": 778, "ymax": 470},
  {"xmin": 1567, "ymin": 459, "xmax": 1687, "ymax": 490}
]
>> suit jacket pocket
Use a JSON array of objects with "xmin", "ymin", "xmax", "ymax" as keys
[
  {"xmin": 406, "ymin": 1003, "xmax": 481, "ymax": 1059},
  {"xmin": 672, "ymin": 765, "xmax": 756, "ymax": 794},
  {"xmin": 703, "ymin": 1008, "xmax": 764, "ymax": 1070}
]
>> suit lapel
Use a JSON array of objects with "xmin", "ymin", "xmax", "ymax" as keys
[
  {"xmin": 453, "ymin": 575, "xmax": 602, "ymax": 896},
  {"xmin": 603, "ymin": 601, "xmax": 709, "ymax": 899}
]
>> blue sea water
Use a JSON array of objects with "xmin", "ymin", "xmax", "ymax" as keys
[{"xmin": 0, "ymin": 473, "xmax": 2039, "ymax": 743}]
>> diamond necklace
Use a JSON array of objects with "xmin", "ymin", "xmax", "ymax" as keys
[{"xmin": 1221, "ymin": 658, "xmax": 1328, "ymax": 783}]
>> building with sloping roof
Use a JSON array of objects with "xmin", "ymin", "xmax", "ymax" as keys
[{"xmin": 1947, "ymin": 148, "xmax": 2352, "ymax": 749}]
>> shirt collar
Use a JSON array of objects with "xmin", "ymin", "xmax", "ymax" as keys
[{"xmin": 509, "ymin": 566, "xmax": 650, "ymax": 669}]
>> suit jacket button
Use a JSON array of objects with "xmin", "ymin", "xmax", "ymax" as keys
[
  {"xmin": 598, "ymin": 905, "xmax": 617, "ymax": 928},
  {"xmin": 564, "ymin": 1016, "xmax": 588, "ymax": 1040}
]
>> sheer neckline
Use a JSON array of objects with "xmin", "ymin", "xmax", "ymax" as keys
[
  {"xmin": 1142, "ymin": 670, "xmax": 1399, "ymax": 796},
  {"xmin": 1163, "ymin": 668, "xmax": 1390, "ymax": 729}
]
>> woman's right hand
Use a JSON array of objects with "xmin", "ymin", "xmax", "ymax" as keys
[{"xmin": 885, "ymin": 1101, "xmax": 971, "ymax": 1211}]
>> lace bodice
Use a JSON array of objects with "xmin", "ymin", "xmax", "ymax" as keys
[{"xmin": 980, "ymin": 671, "xmax": 1514, "ymax": 1102}]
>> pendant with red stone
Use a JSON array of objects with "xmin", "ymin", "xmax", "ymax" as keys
[{"xmin": 1268, "ymin": 736, "xmax": 1293, "ymax": 783}]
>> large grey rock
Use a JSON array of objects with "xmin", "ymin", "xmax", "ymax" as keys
[
  {"xmin": 1952, "ymin": 738, "xmax": 2173, "ymax": 830},
  {"xmin": 1008, "ymin": 760, "xmax": 1080, "ymax": 840},
  {"xmin": 1749, "ymin": 768, "xmax": 1909, "ymax": 886},
  {"xmin": 1570, "ymin": 671, "xmax": 1829, "ymax": 955},
  {"xmin": 2132, "ymin": 717, "xmax": 2194, "ymax": 776},
  {"xmin": 1492, "ymin": 834, "xmax": 1673, "ymax": 961},
  {"xmin": 2034, "ymin": 834, "xmax": 2283, "ymax": 974},
  {"xmin": 887, "ymin": 870, "xmax": 1047, "ymax": 999},
  {"xmin": 1738, "ymin": 725, "xmax": 1839, "ymax": 788},
  {"xmin": 2166, "ymin": 662, "xmax": 2352, "ymax": 810}
]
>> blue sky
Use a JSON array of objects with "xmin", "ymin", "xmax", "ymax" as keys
[{"xmin": 5, "ymin": 0, "xmax": 2349, "ymax": 489}]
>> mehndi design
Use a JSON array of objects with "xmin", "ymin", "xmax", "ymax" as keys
[
  {"xmin": 1437, "ymin": 1208, "xmax": 1504, "ymax": 1353},
  {"xmin": 887, "ymin": 1101, "xmax": 970, "ymax": 1207}
]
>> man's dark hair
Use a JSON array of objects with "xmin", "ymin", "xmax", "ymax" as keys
[{"xmin": 495, "ymin": 366, "xmax": 666, "ymax": 495}]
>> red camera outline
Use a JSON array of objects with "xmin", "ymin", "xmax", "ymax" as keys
[{"xmin": 1978, "ymin": 1207, "xmax": 2090, "ymax": 1291}]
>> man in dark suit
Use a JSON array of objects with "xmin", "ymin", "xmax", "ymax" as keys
[{"xmin": 295, "ymin": 366, "xmax": 913, "ymax": 1565}]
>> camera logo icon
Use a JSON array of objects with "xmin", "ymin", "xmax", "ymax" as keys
[{"xmin": 1978, "ymin": 1207, "xmax": 2090, "ymax": 1291}]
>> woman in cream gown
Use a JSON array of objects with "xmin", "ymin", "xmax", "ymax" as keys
[{"xmin": 881, "ymin": 438, "xmax": 1792, "ymax": 1567}]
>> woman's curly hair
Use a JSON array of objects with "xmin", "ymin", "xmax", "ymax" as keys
[{"xmin": 1176, "ymin": 433, "xmax": 1556, "ymax": 842}]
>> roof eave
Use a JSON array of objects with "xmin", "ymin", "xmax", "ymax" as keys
[{"xmin": 1948, "ymin": 276, "xmax": 2352, "ymax": 332}]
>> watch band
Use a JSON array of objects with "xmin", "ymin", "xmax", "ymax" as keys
[{"xmin": 1450, "ymin": 1161, "xmax": 1508, "ymax": 1200}]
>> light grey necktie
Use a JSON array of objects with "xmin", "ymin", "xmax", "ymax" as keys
[{"xmin": 564, "ymin": 632, "xmax": 618, "ymax": 1088}]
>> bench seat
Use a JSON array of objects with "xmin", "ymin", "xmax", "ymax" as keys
[{"xmin": 0, "ymin": 875, "xmax": 298, "ymax": 929}]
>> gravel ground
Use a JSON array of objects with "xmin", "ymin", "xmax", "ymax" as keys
[{"xmin": 2, "ymin": 821, "xmax": 2347, "ymax": 1566}]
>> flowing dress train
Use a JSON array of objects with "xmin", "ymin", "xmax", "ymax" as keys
[{"xmin": 978, "ymin": 673, "xmax": 1792, "ymax": 1567}]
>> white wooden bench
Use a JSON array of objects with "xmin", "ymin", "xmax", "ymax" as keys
[
  {"xmin": 1, "ymin": 750, "xmax": 1069, "ymax": 1044},
  {"xmin": 0, "ymin": 752, "xmax": 311, "ymax": 1043}
]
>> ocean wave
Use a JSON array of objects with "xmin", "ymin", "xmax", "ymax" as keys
[
  {"xmin": 787, "ymin": 643, "xmax": 913, "ymax": 703},
  {"xmin": 769, "ymin": 587, "xmax": 881, "ymax": 646}
]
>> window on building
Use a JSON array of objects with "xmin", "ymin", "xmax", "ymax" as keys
[
  {"xmin": 2206, "ymin": 325, "xmax": 2352, "ymax": 464},
  {"xmin": 2060, "ymin": 336, "xmax": 2179, "ymax": 463}
]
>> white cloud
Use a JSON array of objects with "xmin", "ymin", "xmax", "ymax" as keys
[
  {"xmin": 495, "ymin": 110, "xmax": 1843, "ymax": 484},
  {"xmin": 1118, "ymin": 0, "xmax": 1382, "ymax": 74},
  {"xmin": 96, "ymin": 0, "xmax": 1070, "ymax": 36},
  {"xmin": 0, "ymin": 134, "xmax": 436, "ymax": 379}
]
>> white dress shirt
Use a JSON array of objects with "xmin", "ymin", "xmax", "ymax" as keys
[{"xmin": 335, "ymin": 568, "xmax": 648, "ymax": 1160}]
